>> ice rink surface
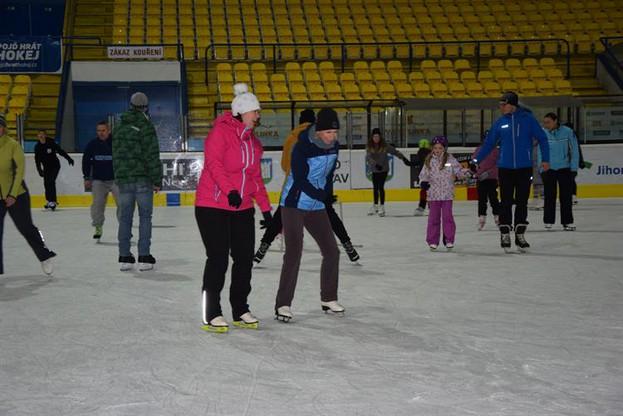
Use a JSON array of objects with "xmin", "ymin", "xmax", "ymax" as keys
[{"xmin": 1, "ymin": 199, "xmax": 622, "ymax": 416}]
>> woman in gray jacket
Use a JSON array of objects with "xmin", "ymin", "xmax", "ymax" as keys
[{"xmin": 366, "ymin": 128, "xmax": 411, "ymax": 216}]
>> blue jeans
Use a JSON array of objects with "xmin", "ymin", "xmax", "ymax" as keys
[{"xmin": 117, "ymin": 180, "xmax": 154, "ymax": 257}]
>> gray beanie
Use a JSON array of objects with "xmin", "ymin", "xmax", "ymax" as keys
[{"xmin": 130, "ymin": 92, "xmax": 149, "ymax": 110}]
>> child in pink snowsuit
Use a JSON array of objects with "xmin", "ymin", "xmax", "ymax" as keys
[{"xmin": 419, "ymin": 136, "xmax": 470, "ymax": 250}]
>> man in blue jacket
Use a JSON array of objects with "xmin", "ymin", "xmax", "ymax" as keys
[
  {"xmin": 274, "ymin": 108, "xmax": 344, "ymax": 323},
  {"xmin": 473, "ymin": 92, "xmax": 550, "ymax": 252},
  {"xmin": 82, "ymin": 121, "xmax": 119, "ymax": 240},
  {"xmin": 541, "ymin": 113, "xmax": 579, "ymax": 231}
]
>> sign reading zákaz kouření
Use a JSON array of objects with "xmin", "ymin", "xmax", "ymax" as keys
[
  {"xmin": 107, "ymin": 46, "xmax": 164, "ymax": 59},
  {"xmin": 0, "ymin": 37, "xmax": 62, "ymax": 73}
]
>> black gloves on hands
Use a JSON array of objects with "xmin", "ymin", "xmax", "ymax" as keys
[
  {"xmin": 401, "ymin": 156, "xmax": 412, "ymax": 166},
  {"xmin": 67, "ymin": 158, "xmax": 74, "ymax": 166},
  {"xmin": 420, "ymin": 181, "xmax": 430, "ymax": 191},
  {"xmin": 325, "ymin": 194, "xmax": 338, "ymax": 205},
  {"xmin": 469, "ymin": 159, "xmax": 478, "ymax": 173},
  {"xmin": 375, "ymin": 164, "xmax": 383, "ymax": 171},
  {"xmin": 579, "ymin": 161, "xmax": 586, "ymax": 169},
  {"xmin": 260, "ymin": 211, "xmax": 272, "ymax": 229},
  {"xmin": 227, "ymin": 190, "xmax": 242, "ymax": 208}
]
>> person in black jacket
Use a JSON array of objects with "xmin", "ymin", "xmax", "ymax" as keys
[
  {"xmin": 34, "ymin": 130, "xmax": 74, "ymax": 210},
  {"xmin": 82, "ymin": 121, "xmax": 119, "ymax": 240}
]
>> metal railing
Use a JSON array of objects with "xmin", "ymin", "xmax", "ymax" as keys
[{"xmin": 204, "ymin": 38, "xmax": 572, "ymax": 87}]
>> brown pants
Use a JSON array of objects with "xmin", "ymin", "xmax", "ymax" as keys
[{"xmin": 275, "ymin": 207, "xmax": 340, "ymax": 309}]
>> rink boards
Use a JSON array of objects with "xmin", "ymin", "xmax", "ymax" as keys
[{"xmin": 21, "ymin": 144, "xmax": 623, "ymax": 207}]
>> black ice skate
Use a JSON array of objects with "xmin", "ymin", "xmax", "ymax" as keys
[
  {"xmin": 138, "ymin": 255, "xmax": 156, "ymax": 271},
  {"xmin": 342, "ymin": 240, "xmax": 360, "ymax": 262},
  {"xmin": 119, "ymin": 254, "xmax": 136, "ymax": 271},
  {"xmin": 253, "ymin": 241, "xmax": 270, "ymax": 264},
  {"xmin": 499, "ymin": 225, "xmax": 512, "ymax": 253},
  {"xmin": 514, "ymin": 224, "xmax": 530, "ymax": 253}
]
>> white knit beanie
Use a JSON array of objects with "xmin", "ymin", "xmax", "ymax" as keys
[{"xmin": 231, "ymin": 83, "xmax": 260, "ymax": 116}]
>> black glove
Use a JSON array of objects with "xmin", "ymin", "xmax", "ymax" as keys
[
  {"xmin": 401, "ymin": 156, "xmax": 412, "ymax": 166},
  {"xmin": 67, "ymin": 158, "xmax": 74, "ymax": 166},
  {"xmin": 325, "ymin": 194, "xmax": 338, "ymax": 205},
  {"xmin": 260, "ymin": 211, "xmax": 272, "ymax": 229},
  {"xmin": 469, "ymin": 159, "xmax": 478, "ymax": 173},
  {"xmin": 227, "ymin": 190, "xmax": 242, "ymax": 208},
  {"xmin": 38, "ymin": 170, "xmax": 44, "ymax": 177},
  {"xmin": 579, "ymin": 161, "xmax": 586, "ymax": 169},
  {"xmin": 420, "ymin": 181, "xmax": 430, "ymax": 191},
  {"xmin": 375, "ymin": 164, "xmax": 383, "ymax": 171}
]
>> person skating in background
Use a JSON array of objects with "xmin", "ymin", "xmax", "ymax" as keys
[
  {"xmin": 419, "ymin": 136, "xmax": 471, "ymax": 251},
  {"xmin": 112, "ymin": 92, "xmax": 162, "ymax": 271},
  {"xmin": 529, "ymin": 139, "xmax": 545, "ymax": 211},
  {"xmin": 195, "ymin": 83, "xmax": 272, "ymax": 333},
  {"xmin": 254, "ymin": 109, "xmax": 360, "ymax": 265},
  {"xmin": 472, "ymin": 92, "xmax": 550, "ymax": 253},
  {"xmin": 540, "ymin": 113, "xmax": 579, "ymax": 231},
  {"xmin": 564, "ymin": 122, "xmax": 585, "ymax": 205},
  {"xmin": 414, "ymin": 138, "xmax": 431, "ymax": 216},
  {"xmin": 275, "ymin": 108, "xmax": 343, "ymax": 323},
  {"xmin": 0, "ymin": 116, "xmax": 56, "ymax": 276},
  {"xmin": 366, "ymin": 128, "xmax": 411, "ymax": 217},
  {"xmin": 82, "ymin": 121, "xmax": 119, "ymax": 240},
  {"xmin": 34, "ymin": 129, "xmax": 74, "ymax": 211},
  {"xmin": 471, "ymin": 131, "xmax": 500, "ymax": 230}
]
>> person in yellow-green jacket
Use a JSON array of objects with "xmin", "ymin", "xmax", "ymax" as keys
[{"xmin": 0, "ymin": 116, "xmax": 56, "ymax": 275}]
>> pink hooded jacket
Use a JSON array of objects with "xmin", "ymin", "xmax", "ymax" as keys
[
  {"xmin": 195, "ymin": 112, "xmax": 271, "ymax": 212},
  {"xmin": 472, "ymin": 145, "xmax": 499, "ymax": 181},
  {"xmin": 419, "ymin": 153, "xmax": 469, "ymax": 201}
]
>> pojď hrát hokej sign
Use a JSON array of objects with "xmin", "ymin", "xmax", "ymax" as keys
[
  {"xmin": 0, "ymin": 36, "xmax": 62, "ymax": 73},
  {"xmin": 107, "ymin": 46, "xmax": 164, "ymax": 59}
]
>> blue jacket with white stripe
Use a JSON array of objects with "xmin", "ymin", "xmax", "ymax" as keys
[
  {"xmin": 280, "ymin": 125, "xmax": 338, "ymax": 211},
  {"xmin": 475, "ymin": 107, "xmax": 549, "ymax": 169}
]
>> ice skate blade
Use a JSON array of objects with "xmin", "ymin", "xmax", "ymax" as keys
[
  {"xmin": 275, "ymin": 314, "xmax": 291, "ymax": 323},
  {"xmin": 233, "ymin": 321, "xmax": 259, "ymax": 329},
  {"xmin": 517, "ymin": 247, "xmax": 528, "ymax": 253},
  {"xmin": 120, "ymin": 264, "xmax": 134, "ymax": 271},
  {"xmin": 503, "ymin": 247, "xmax": 513, "ymax": 254},
  {"xmin": 201, "ymin": 324, "xmax": 229, "ymax": 333},
  {"xmin": 322, "ymin": 306, "xmax": 345, "ymax": 315}
]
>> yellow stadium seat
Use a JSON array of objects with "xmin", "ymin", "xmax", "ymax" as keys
[
  {"xmin": 390, "ymin": 71, "xmax": 407, "ymax": 83},
  {"xmin": 494, "ymin": 70, "xmax": 512, "ymax": 83},
  {"xmin": 437, "ymin": 60, "xmax": 453, "ymax": 72},
  {"xmin": 555, "ymin": 79, "xmax": 573, "ymax": 94},
  {"xmin": 11, "ymin": 84, "xmax": 31, "ymax": 96},
  {"xmin": 441, "ymin": 71, "xmax": 459, "ymax": 82},
  {"xmin": 395, "ymin": 82, "xmax": 415, "ymax": 98},
  {"xmin": 430, "ymin": 82, "xmax": 449, "ymax": 98},
  {"xmin": 235, "ymin": 72, "xmax": 251, "ymax": 84},
  {"xmin": 325, "ymin": 83, "xmax": 344, "ymax": 100},
  {"xmin": 420, "ymin": 60, "xmax": 436, "ymax": 72},
  {"xmin": 343, "ymin": 84, "xmax": 362, "ymax": 100},
  {"xmin": 340, "ymin": 73, "xmax": 356, "ymax": 84},
  {"xmin": 320, "ymin": 71, "xmax": 338, "ymax": 84},
  {"xmin": 465, "ymin": 81, "xmax": 484, "ymax": 97},
  {"xmin": 488, "ymin": 58, "xmax": 505, "ymax": 71},
  {"xmin": 424, "ymin": 70, "xmax": 442, "ymax": 83},
  {"xmin": 523, "ymin": 58, "xmax": 540, "ymax": 70},
  {"xmin": 360, "ymin": 83, "xmax": 379, "ymax": 99},
  {"xmin": 290, "ymin": 84, "xmax": 308, "ymax": 101},
  {"xmin": 454, "ymin": 59, "xmax": 471, "ymax": 72},
  {"xmin": 502, "ymin": 80, "xmax": 519, "ymax": 92},
  {"xmin": 529, "ymin": 69, "xmax": 547, "ymax": 80},
  {"xmin": 448, "ymin": 82, "xmax": 467, "ymax": 97},
  {"xmin": 512, "ymin": 68, "xmax": 530, "ymax": 81},
  {"xmin": 14, "ymin": 75, "xmax": 31, "ymax": 85},
  {"xmin": 536, "ymin": 80, "xmax": 555, "ymax": 95},
  {"xmin": 319, "ymin": 61, "xmax": 335, "ymax": 72},
  {"xmin": 387, "ymin": 60, "xmax": 403, "ymax": 72},
  {"xmin": 461, "ymin": 71, "xmax": 477, "ymax": 82},
  {"xmin": 545, "ymin": 68, "xmax": 564, "ymax": 80},
  {"xmin": 505, "ymin": 58, "xmax": 522, "ymax": 71},
  {"xmin": 539, "ymin": 57, "xmax": 557, "ymax": 68},
  {"xmin": 483, "ymin": 81, "xmax": 502, "ymax": 96},
  {"xmin": 356, "ymin": 71, "xmax": 373, "ymax": 83},
  {"xmin": 519, "ymin": 80, "xmax": 538, "ymax": 95},
  {"xmin": 413, "ymin": 82, "xmax": 432, "ymax": 98},
  {"xmin": 409, "ymin": 72, "xmax": 425, "ymax": 83},
  {"xmin": 372, "ymin": 70, "xmax": 390, "ymax": 83},
  {"xmin": 478, "ymin": 71, "xmax": 494, "ymax": 83},
  {"xmin": 378, "ymin": 83, "xmax": 396, "ymax": 99},
  {"xmin": 8, "ymin": 96, "xmax": 27, "ymax": 113}
]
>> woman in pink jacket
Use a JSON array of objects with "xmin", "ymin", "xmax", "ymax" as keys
[
  {"xmin": 419, "ymin": 136, "xmax": 470, "ymax": 251},
  {"xmin": 195, "ymin": 83, "xmax": 272, "ymax": 333},
  {"xmin": 472, "ymin": 132, "xmax": 500, "ymax": 230}
]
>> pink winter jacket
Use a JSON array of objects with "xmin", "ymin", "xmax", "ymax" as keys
[
  {"xmin": 472, "ymin": 145, "xmax": 499, "ymax": 181},
  {"xmin": 419, "ymin": 153, "xmax": 469, "ymax": 201},
  {"xmin": 195, "ymin": 112, "xmax": 271, "ymax": 213}
]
